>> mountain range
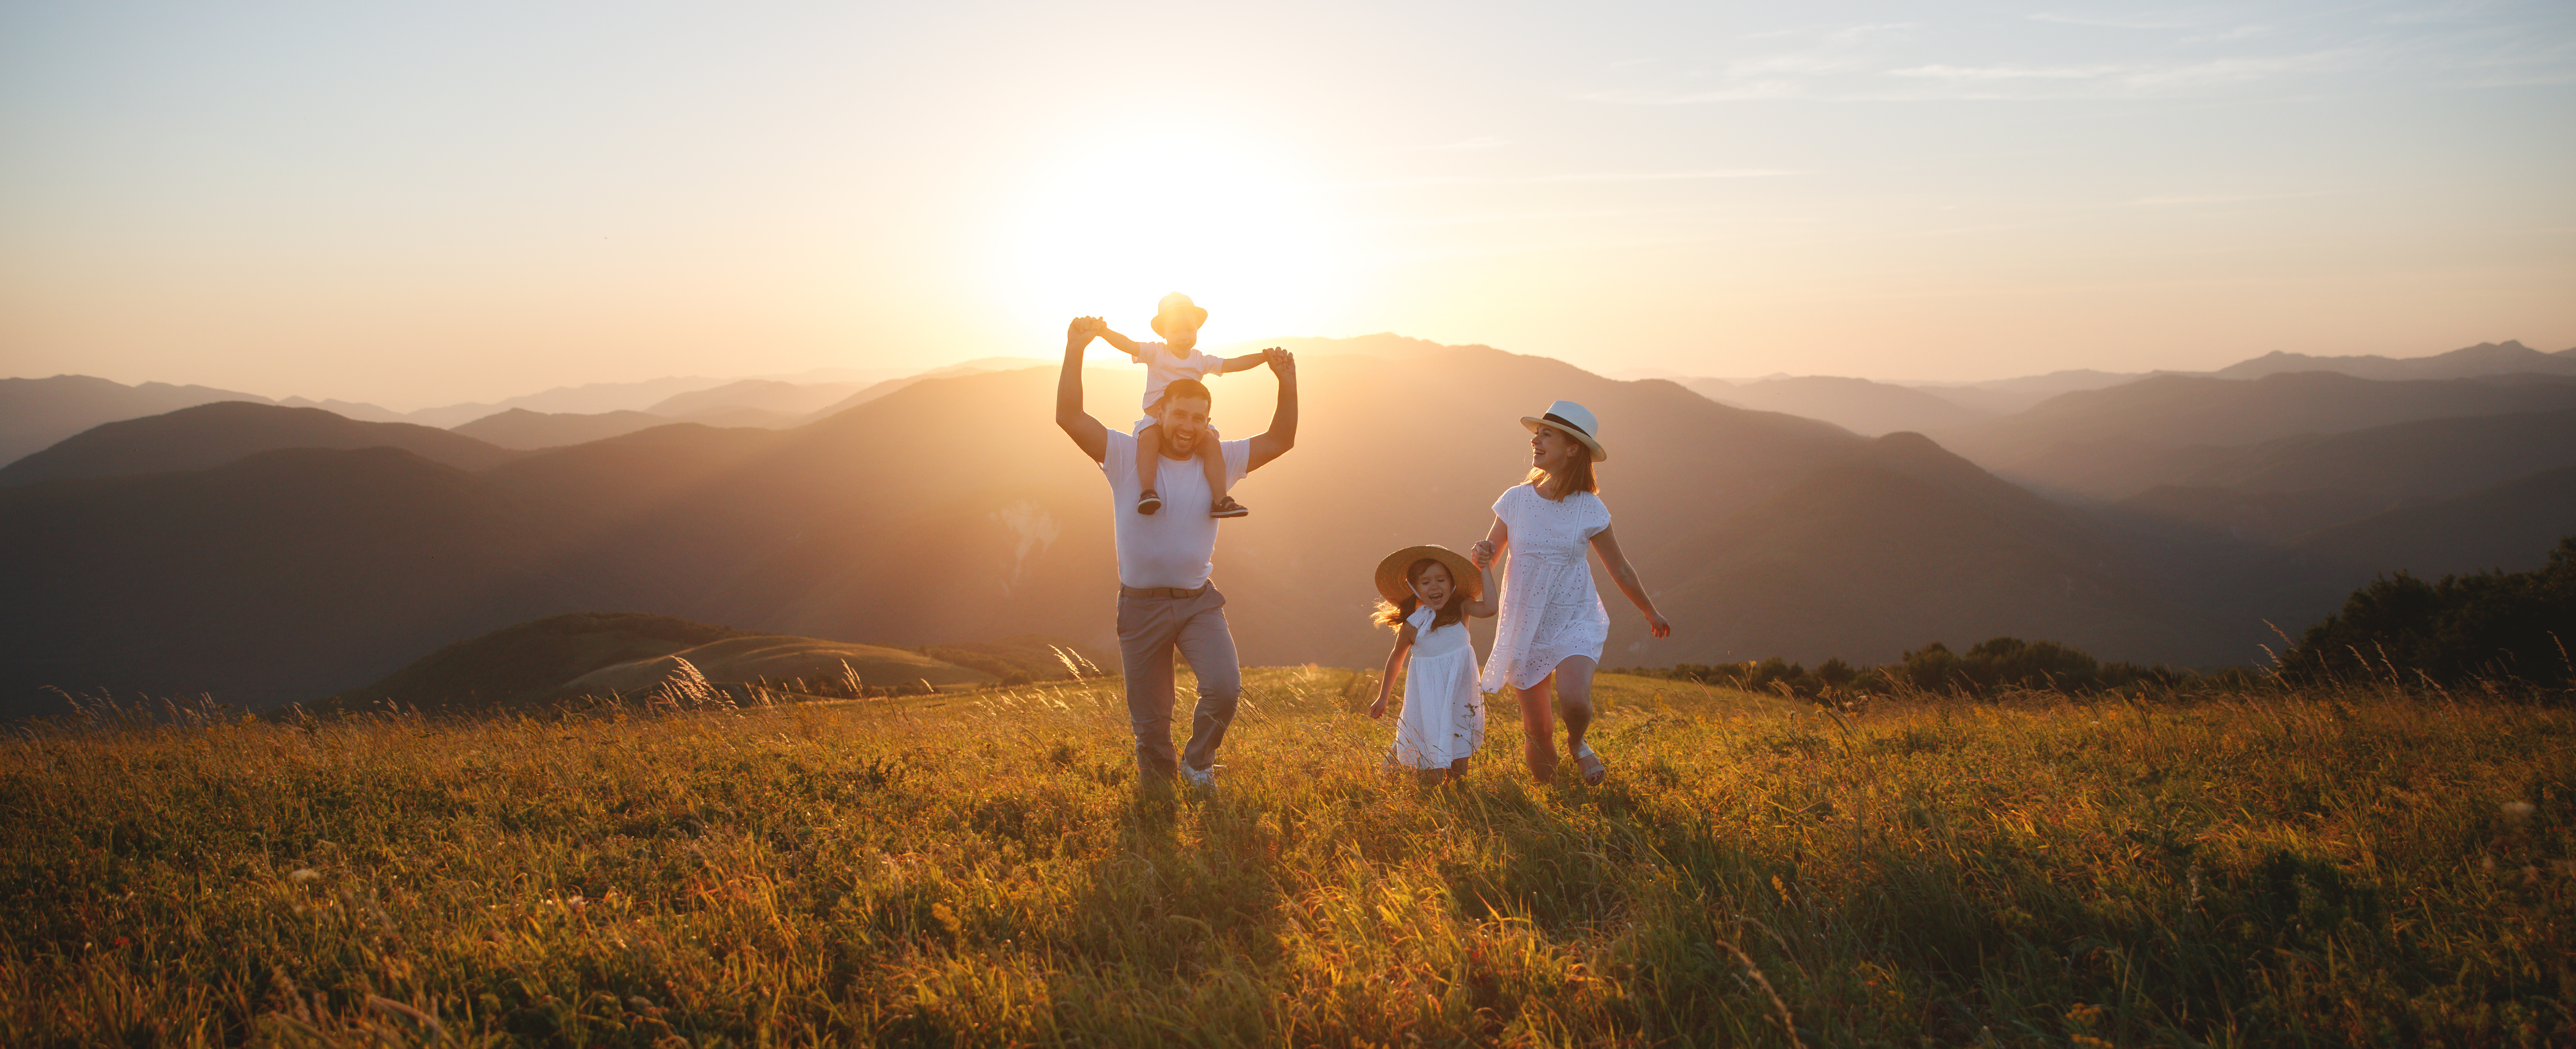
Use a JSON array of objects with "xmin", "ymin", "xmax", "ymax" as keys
[{"xmin": 3, "ymin": 336, "xmax": 2571, "ymax": 715}]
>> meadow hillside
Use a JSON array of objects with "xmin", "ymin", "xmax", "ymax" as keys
[
  {"xmin": 0, "ymin": 344, "xmax": 2304, "ymax": 713},
  {"xmin": 311, "ymin": 612, "xmax": 1094, "ymax": 716},
  {"xmin": 2, "ymin": 672, "xmax": 2565, "ymax": 1045}
]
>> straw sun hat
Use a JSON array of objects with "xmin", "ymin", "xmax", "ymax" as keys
[
  {"xmin": 1374, "ymin": 544, "xmax": 1485, "ymax": 606},
  {"xmin": 1150, "ymin": 292, "xmax": 1209, "ymax": 336},
  {"xmin": 1520, "ymin": 399, "xmax": 1609, "ymax": 461}
]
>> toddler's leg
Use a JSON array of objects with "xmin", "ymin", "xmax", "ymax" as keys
[
  {"xmin": 1204, "ymin": 425, "xmax": 1249, "ymax": 518},
  {"xmin": 1135, "ymin": 424, "xmax": 1164, "ymax": 515}
]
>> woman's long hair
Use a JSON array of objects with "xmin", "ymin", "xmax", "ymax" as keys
[
  {"xmin": 1370, "ymin": 558, "xmax": 1470, "ymax": 631},
  {"xmin": 1527, "ymin": 439, "xmax": 1599, "ymax": 500}
]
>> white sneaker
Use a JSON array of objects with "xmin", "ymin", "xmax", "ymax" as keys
[{"xmin": 1180, "ymin": 764, "xmax": 1218, "ymax": 789}]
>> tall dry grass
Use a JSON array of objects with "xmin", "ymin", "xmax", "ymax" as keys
[{"xmin": 1, "ymin": 670, "xmax": 2567, "ymax": 1046}]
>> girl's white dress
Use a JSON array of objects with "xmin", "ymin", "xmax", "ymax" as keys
[
  {"xmin": 1389, "ymin": 604, "xmax": 1485, "ymax": 770},
  {"xmin": 1480, "ymin": 484, "xmax": 1613, "ymax": 693}
]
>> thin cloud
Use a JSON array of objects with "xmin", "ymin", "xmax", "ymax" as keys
[
  {"xmin": 1324, "ymin": 169, "xmax": 1799, "ymax": 189},
  {"xmin": 2027, "ymin": 12, "xmax": 2214, "ymax": 30},
  {"xmin": 1387, "ymin": 137, "xmax": 1511, "ymax": 153},
  {"xmin": 1888, "ymin": 63, "xmax": 2125, "ymax": 80}
]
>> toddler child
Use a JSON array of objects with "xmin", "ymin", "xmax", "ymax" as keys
[
  {"xmin": 1086, "ymin": 292, "xmax": 1273, "ymax": 517},
  {"xmin": 1367, "ymin": 544, "xmax": 1498, "ymax": 783}
]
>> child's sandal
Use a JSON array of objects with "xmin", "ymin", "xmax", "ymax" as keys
[
  {"xmin": 1137, "ymin": 490, "xmax": 1162, "ymax": 515},
  {"xmin": 1210, "ymin": 496, "xmax": 1249, "ymax": 519}
]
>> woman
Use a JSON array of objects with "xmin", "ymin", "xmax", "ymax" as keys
[{"xmin": 1470, "ymin": 400, "xmax": 1672, "ymax": 785}]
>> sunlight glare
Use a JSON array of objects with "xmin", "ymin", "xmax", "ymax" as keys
[{"xmin": 991, "ymin": 124, "xmax": 1341, "ymax": 349}]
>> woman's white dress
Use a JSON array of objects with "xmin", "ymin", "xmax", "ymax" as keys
[
  {"xmin": 1480, "ymin": 484, "xmax": 1612, "ymax": 693},
  {"xmin": 1389, "ymin": 604, "xmax": 1485, "ymax": 769}
]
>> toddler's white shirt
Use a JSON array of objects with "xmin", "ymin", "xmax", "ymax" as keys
[{"xmin": 1130, "ymin": 341, "xmax": 1227, "ymax": 415}]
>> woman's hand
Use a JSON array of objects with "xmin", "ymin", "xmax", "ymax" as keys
[
  {"xmin": 1469, "ymin": 540, "xmax": 1497, "ymax": 569},
  {"xmin": 1645, "ymin": 612, "xmax": 1672, "ymax": 638},
  {"xmin": 1367, "ymin": 695, "xmax": 1387, "ymax": 719}
]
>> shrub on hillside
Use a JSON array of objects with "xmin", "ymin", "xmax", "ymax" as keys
[
  {"xmin": 1617, "ymin": 637, "xmax": 2186, "ymax": 699},
  {"xmin": 2279, "ymin": 535, "xmax": 2576, "ymax": 688}
]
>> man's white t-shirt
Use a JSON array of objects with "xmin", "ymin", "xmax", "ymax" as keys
[
  {"xmin": 1102, "ymin": 429, "xmax": 1251, "ymax": 589},
  {"xmin": 1130, "ymin": 341, "xmax": 1227, "ymax": 418}
]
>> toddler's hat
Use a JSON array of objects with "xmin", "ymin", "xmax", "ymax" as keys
[
  {"xmin": 1374, "ymin": 544, "xmax": 1484, "ymax": 606},
  {"xmin": 1151, "ymin": 292, "xmax": 1210, "ymax": 336}
]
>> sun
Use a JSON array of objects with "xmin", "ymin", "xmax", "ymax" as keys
[{"xmin": 989, "ymin": 123, "xmax": 1340, "ymax": 346}]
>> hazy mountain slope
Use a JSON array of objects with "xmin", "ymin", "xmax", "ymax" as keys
[
  {"xmin": 0, "ymin": 343, "xmax": 2452, "ymax": 711},
  {"xmin": 274, "ymin": 396, "xmax": 410, "ymax": 423},
  {"xmin": 2034, "ymin": 407, "xmax": 2576, "ymax": 506},
  {"xmin": 1906, "ymin": 370, "xmax": 2144, "ymax": 415},
  {"xmin": 2292, "ymin": 464, "xmax": 2576, "ymax": 581},
  {"xmin": 447, "ymin": 408, "xmax": 674, "ymax": 450},
  {"xmin": 469, "ymin": 347, "xmax": 1870, "ymax": 674},
  {"xmin": 2112, "ymin": 487, "xmax": 2394, "ymax": 545},
  {"xmin": 1649, "ymin": 433, "xmax": 2230, "ymax": 665},
  {"xmin": 0, "ymin": 375, "xmax": 276, "ymax": 467},
  {"xmin": 401, "ymin": 376, "xmax": 735, "ymax": 428},
  {"xmin": 2213, "ymin": 341, "xmax": 2576, "ymax": 381},
  {"xmin": 0, "ymin": 448, "xmax": 586, "ymax": 714},
  {"xmin": 1947, "ymin": 372, "xmax": 2576, "ymax": 492},
  {"xmin": 0, "ymin": 402, "xmax": 518, "ymax": 486},
  {"xmin": 793, "ymin": 359, "xmax": 1063, "ymax": 424},
  {"xmin": 1684, "ymin": 376, "xmax": 1992, "ymax": 436},
  {"xmin": 2167, "ymin": 409, "xmax": 2576, "ymax": 498},
  {"xmin": 645, "ymin": 379, "xmax": 873, "ymax": 418}
]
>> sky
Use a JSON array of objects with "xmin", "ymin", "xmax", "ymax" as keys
[{"xmin": 2, "ymin": 0, "xmax": 2571, "ymax": 410}]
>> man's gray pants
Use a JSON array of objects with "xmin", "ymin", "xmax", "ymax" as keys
[{"xmin": 1115, "ymin": 583, "xmax": 1242, "ymax": 776}]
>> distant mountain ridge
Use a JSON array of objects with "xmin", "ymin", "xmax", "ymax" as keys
[
  {"xmin": 0, "ymin": 402, "xmax": 518, "ymax": 486},
  {"xmin": 1, "ymin": 346, "xmax": 2270, "ymax": 714},
  {"xmin": 0, "ymin": 375, "xmax": 278, "ymax": 466},
  {"xmin": 8, "ymin": 334, "xmax": 2572, "ymax": 714},
  {"xmin": 2212, "ymin": 341, "xmax": 2576, "ymax": 382}
]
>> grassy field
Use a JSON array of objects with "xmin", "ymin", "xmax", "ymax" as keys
[{"xmin": 2, "ymin": 669, "xmax": 2569, "ymax": 1047}]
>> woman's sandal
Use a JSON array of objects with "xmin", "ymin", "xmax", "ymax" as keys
[
  {"xmin": 1136, "ymin": 489, "xmax": 1162, "ymax": 515},
  {"xmin": 1572, "ymin": 745, "xmax": 1608, "ymax": 785}
]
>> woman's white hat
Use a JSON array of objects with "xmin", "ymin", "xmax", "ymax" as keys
[{"xmin": 1520, "ymin": 400, "xmax": 1608, "ymax": 461}]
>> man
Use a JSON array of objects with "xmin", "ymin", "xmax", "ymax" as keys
[{"xmin": 1056, "ymin": 314, "xmax": 1297, "ymax": 787}]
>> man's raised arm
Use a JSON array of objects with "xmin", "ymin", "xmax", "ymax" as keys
[
  {"xmin": 1056, "ymin": 317, "xmax": 1110, "ymax": 464},
  {"xmin": 1246, "ymin": 347, "xmax": 1298, "ymax": 471}
]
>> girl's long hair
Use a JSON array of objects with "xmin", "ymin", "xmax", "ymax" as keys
[
  {"xmin": 1371, "ymin": 558, "xmax": 1470, "ymax": 632},
  {"xmin": 1527, "ymin": 439, "xmax": 1599, "ymax": 500}
]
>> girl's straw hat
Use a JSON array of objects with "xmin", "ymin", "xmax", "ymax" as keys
[
  {"xmin": 1520, "ymin": 399, "xmax": 1608, "ymax": 461},
  {"xmin": 1374, "ymin": 544, "xmax": 1484, "ymax": 606}
]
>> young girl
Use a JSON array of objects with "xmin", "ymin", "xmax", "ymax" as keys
[{"xmin": 1367, "ymin": 544, "xmax": 1498, "ymax": 783}]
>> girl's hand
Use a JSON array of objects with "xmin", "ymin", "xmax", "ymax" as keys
[
  {"xmin": 1469, "ymin": 540, "xmax": 1496, "ymax": 568},
  {"xmin": 1645, "ymin": 612, "xmax": 1672, "ymax": 638},
  {"xmin": 1367, "ymin": 695, "xmax": 1387, "ymax": 719}
]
